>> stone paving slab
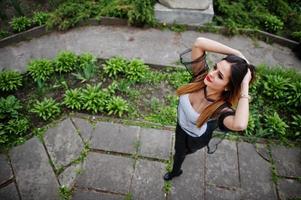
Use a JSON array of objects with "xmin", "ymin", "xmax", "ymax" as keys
[
  {"xmin": 206, "ymin": 139, "xmax": 239, "ymax": 188},
  {"xmin": 9, "ymin": 137, "xmax": 60, "ymax": 200},
  {"xmin": 255, "ymin": 144, "xmax": 271, "ymax": 161},
  {"xmin": 75, "ymin": 152, "xmax": 134, "ymax": 194},
  {"xmin": 91, "ymin": 122, "xmax": 140, "ymax": 154},
  {"xmin": 271, "ymin": 145, "xmax": 301, "ymax": 177},
  {"xmin": 58, "ymin": 162, "xmax": 84, "ymax": 188},
  {"xmin": 44, "ymin": 118, "xmax": 84, "ymax": 168},
  {"xmin": 139, "ymin": 128, "xmax": 173, "ymax": 160},
  {"xmin": 0, "ymin": 182, "xmax": 20, "ymax": 200},
  {"xmin": 169, "ymin": 149, "xmax": 205, "ymax": 200},
  {"xmin": 72, "ymin": 189, "xmax": 124, "ymax": 200},
  {"xmin": 0, "ymin": 154, "xmax": 13, "ymax": 185},
  {"xmin": 278, "ymin": 178, "xmax": 301, "ymax": 200},
  {"xmin": 205, "ymin": 185, "xmax": 241, "ymax": 200},
  {"xmin": 71, "ymin": 117, "xmax": 94, "ymax": 142},
  {"xmin": 131, "ymin": 159, "xmax": 166, "ymax": 200},
  {"xmin": 238, "ymin": 142, "xmax": 277, "ymax": 199}
]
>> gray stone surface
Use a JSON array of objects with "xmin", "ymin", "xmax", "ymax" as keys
[
  {"xmin": 278, "ymin": 178, "xmax": 301, "ymax": 200},
  {"xmin": 255, "ymin": 143, "xmax": 270, "ymax": 161},
  {"xmin": 75, "ymin": 152, "xmax": 133, "ymax": 194},
  {"xmin": 91, "ymin": 122, "xmax": 140, "ymax": 154},
  {"xmin": 131, "ymin": 159, "xmax": 166, "ymax": 200},
  {"xmin": 170, "ymin": 149, "xmax": 205, "ymax": 200},
  {"xmin": 72, "ymin": 189, "xmax": 124, "ymax": 200},
  {"xmin": 71, "ymin": 117, "xmax": 94, "ymax": 142},
  {"xmin": 0, "ymin": 183, "xmax": 20, "ymax": 200},
  {"xmin": 238, "ymin": 142, "xmax": 277, "ymax": 199},
  {"xmin": 1, "ymin": 25, "xmax": 299, "ymax": 73},
  {"xmin": 58, "ymin": 162, "xmax": 84, "ymax": 188},
  {"xmin": 44, "ymin": 118, "xmax": 84, "ymax": 168},
  {"xmin": 206, "ymin": 139, "xmax": 239, "ymax": 187},
  {"xmin": 158, "ymin": 0, "xmax": 210, "ymax": 9},
  {"xmin": 155, "ymin": 3, "xmax": 214, "ymax": 26},
  {"xmin": 205, "ymin": 185, "xmax": 241, "ymax": 200},
  {"xmin": 271, "ymin": 145, "xmax": 301, "ymax": 177},
  {"xmin": 9, "ymin": 137, "xmax": 60, "ymax": 200},
  {"xmin": 0, "ymin": 154, "xmax": 13, "ymax": 185},
  {"xmin": 139, "ymin": 128, "xmax": 173, "ymax": 160}
]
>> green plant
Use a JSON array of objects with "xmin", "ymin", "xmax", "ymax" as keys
[
  {"xmin": 78, "ymin": 53, "xmax": 97, "ymax": 69},
  {"xmin": 63, "ymin": 88, "xmax": 83, "ymax": 110},
  {"xmin": 81, "ymin": 84, "xmax": 110, "ymax": 114},
  {"xmin": 124, "ymin": 59, "xmax": 149, "ymax": 83},
  {"xmin": 168, "ymin": 69, "xmax": 191, "ymax": 89},
  {"xmin": 32, "ymin": 11, "xmax": 49, "ymax": 26},
  {"xmin": 126, "ymin": 0, "xmax": 156, "ymax": 26},
  {"xmin": 291, "ymin": 31, "xmax": 301, "ymax": 42},
  {"xmin": 224, "ymin": 19, "xmax": 239, "ymax": 35},
  {"xmin": 27, "ymin": 59, "xmax": 54, "ymax": 84},
  {"xmin": 145, "ymin": 70, "xmax": 167, "ymax": 84},
  {"xmin": 33, "ymin": 127, "xmax": 46, "ymax": 141},
  {"xmin": 0, "ymin": 30, "xmax": 10, "ymax": 39},
  {"xmin": 103, "ymin": 56, "xmax": 128, "ymax": 78},
  {"xmin": 72, "ymin": 53, "xmax": 97, "ymax": 82},
  {"xmin": 213, "ymin": 0, "xmax": 301, "ymax": 41},
  {"xmin": 10, "ymin": 0, "xmax": 24, "ymax": 16},
  {"xmin": 0, "ymin": 96, "xmax": 22, "ymax": 120},
  {"xmin": 0, "ymin": 123, "xmax": 8, "ymax": 145},
  {"xmin": 263, "ymin": 112, "xmax": 288, "ymax": 139},
  {"xmin": 78, "ymin": 142, "xmax": 90, "ymax": 162},
  {"xmin": 106, "ymin": 96, "xmax": 129, "ymax": 117},
  {"xmin": 115, "ymin": 79, "xmax": 134, "ymax": 93},
  {"xmin": 10, "ymin": 16, "xmax": 32, "ymax": 33},
  {"xmin": 46, "ymin": 1, "xmax": 96, "ymax": 31},
  {"xmin": 0, "ymin": 70, "xmax": 23, "ymax": 92},
  {"xmin": 260, "ymin": 66, "xmax": 300, "ymax": 109},
  {"xmin": 54, "ymin": 51, "xmax": 78, "ymax": 74},
  {"xmin": 59, "ymin": 185, "xmax": 72, "ymax": 200},
  {"xmin": 245, "ymin": 109, "xmax": 261, "ymax": 136},
  {"xmin": 124, "ymin": 192, "xmax": 133, "ymax": 200},
  {"xmin": 291, "ymin": 115, "xmax": 301, "ymax": 138},
  {"xmin": 6, "ymin": 117, "xmax": 30, "ymax": 136},
  {"xmin": 106, "ymin": 81, "xmax": 118, "ymax": 95},
  {"xmin": 145, "ymin": 96, "xmax": 177, "ymax": 125},
  {"xmin": 30, "ymin": 98, "xmax": 61, "ymax": 121},
  {"xmin": 165, "ymin": 159, "xmax": 173, "ymax": 173},
  {"xmin": 97, "ymin": 0, "xmax": 129, "ymax": 19},
  {"xmin": 0, "ymin": 116, "xmax": 30, "ymax": 146},
  {"xmin": 163, "ymin": 181, "xmax": 172, "ymax": 193},
  {"xmin": 262, "ymin": 14, "xmax": 284, "ymax": 33},
  {"xmin": 169, "ymin": 24, "xmax": 187, "ymax": 32}
]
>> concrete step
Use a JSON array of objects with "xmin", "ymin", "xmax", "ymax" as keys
[{"xmin": 154, "ymin": 2, "xmax": 214, "ymax": 26}]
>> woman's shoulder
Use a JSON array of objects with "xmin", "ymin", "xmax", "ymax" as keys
[
  {"xmin": 212, "ymin": 102, "xmax": 235, "ymax": 118},
  {"xmin": 220, "ymin": 102, "xmax": 235, "ymax": 113}
]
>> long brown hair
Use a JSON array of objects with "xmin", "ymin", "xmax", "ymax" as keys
[{"xmin": 177, "ymin": 55, "xmax": 256, "ymax": 128}]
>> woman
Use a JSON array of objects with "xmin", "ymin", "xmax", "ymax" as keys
[{"xmin": 163, "ymin": 37, "xmax": 255, "ymax": 181}]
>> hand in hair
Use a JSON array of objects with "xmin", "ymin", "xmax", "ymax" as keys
[{"xmin": 242, "ymin": 69, "xmax": 252, "ymax": 85}]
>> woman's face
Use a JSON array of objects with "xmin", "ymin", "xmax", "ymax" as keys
[{"xmin": 204, "ymin": 60, "xmax": 232, "ymax": 92}]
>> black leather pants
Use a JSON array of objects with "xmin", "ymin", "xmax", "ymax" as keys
[{"xmin": 171, "ymin": 123, "xmax": 211, "ymax": 175}]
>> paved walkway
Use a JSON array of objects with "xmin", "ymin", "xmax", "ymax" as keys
[
  {"xmin": 0, "ymin": 24, "xmax": 301, "ymax": 200},
  {"xmin": 0, "ymin": 24, "xmax": 300, "ymax": 72},
  {"xmin": 0, "ymin": 115, "xmax": 300, "ymax": 200}
]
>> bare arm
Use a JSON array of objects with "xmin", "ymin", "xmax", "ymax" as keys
[
  {"xmin": 223, "ymin": 70, "xmax": 252, "ymax": 131},
  {"xmin": 192, "ymin": 37, "xmax": 248, "ymax": 76}
]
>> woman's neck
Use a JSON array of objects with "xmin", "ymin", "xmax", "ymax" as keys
[{"xmin": 204, "ymin": 86, "xmax": 222, "ymax": 101}]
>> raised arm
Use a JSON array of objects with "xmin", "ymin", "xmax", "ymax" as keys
[
  {"xmin": 222, "ymin": 69, "xmax": 252, "ymax": 131},
  {"xmin": 192, "ymin": 37, "xmax": 248, "ymax": 76}
]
